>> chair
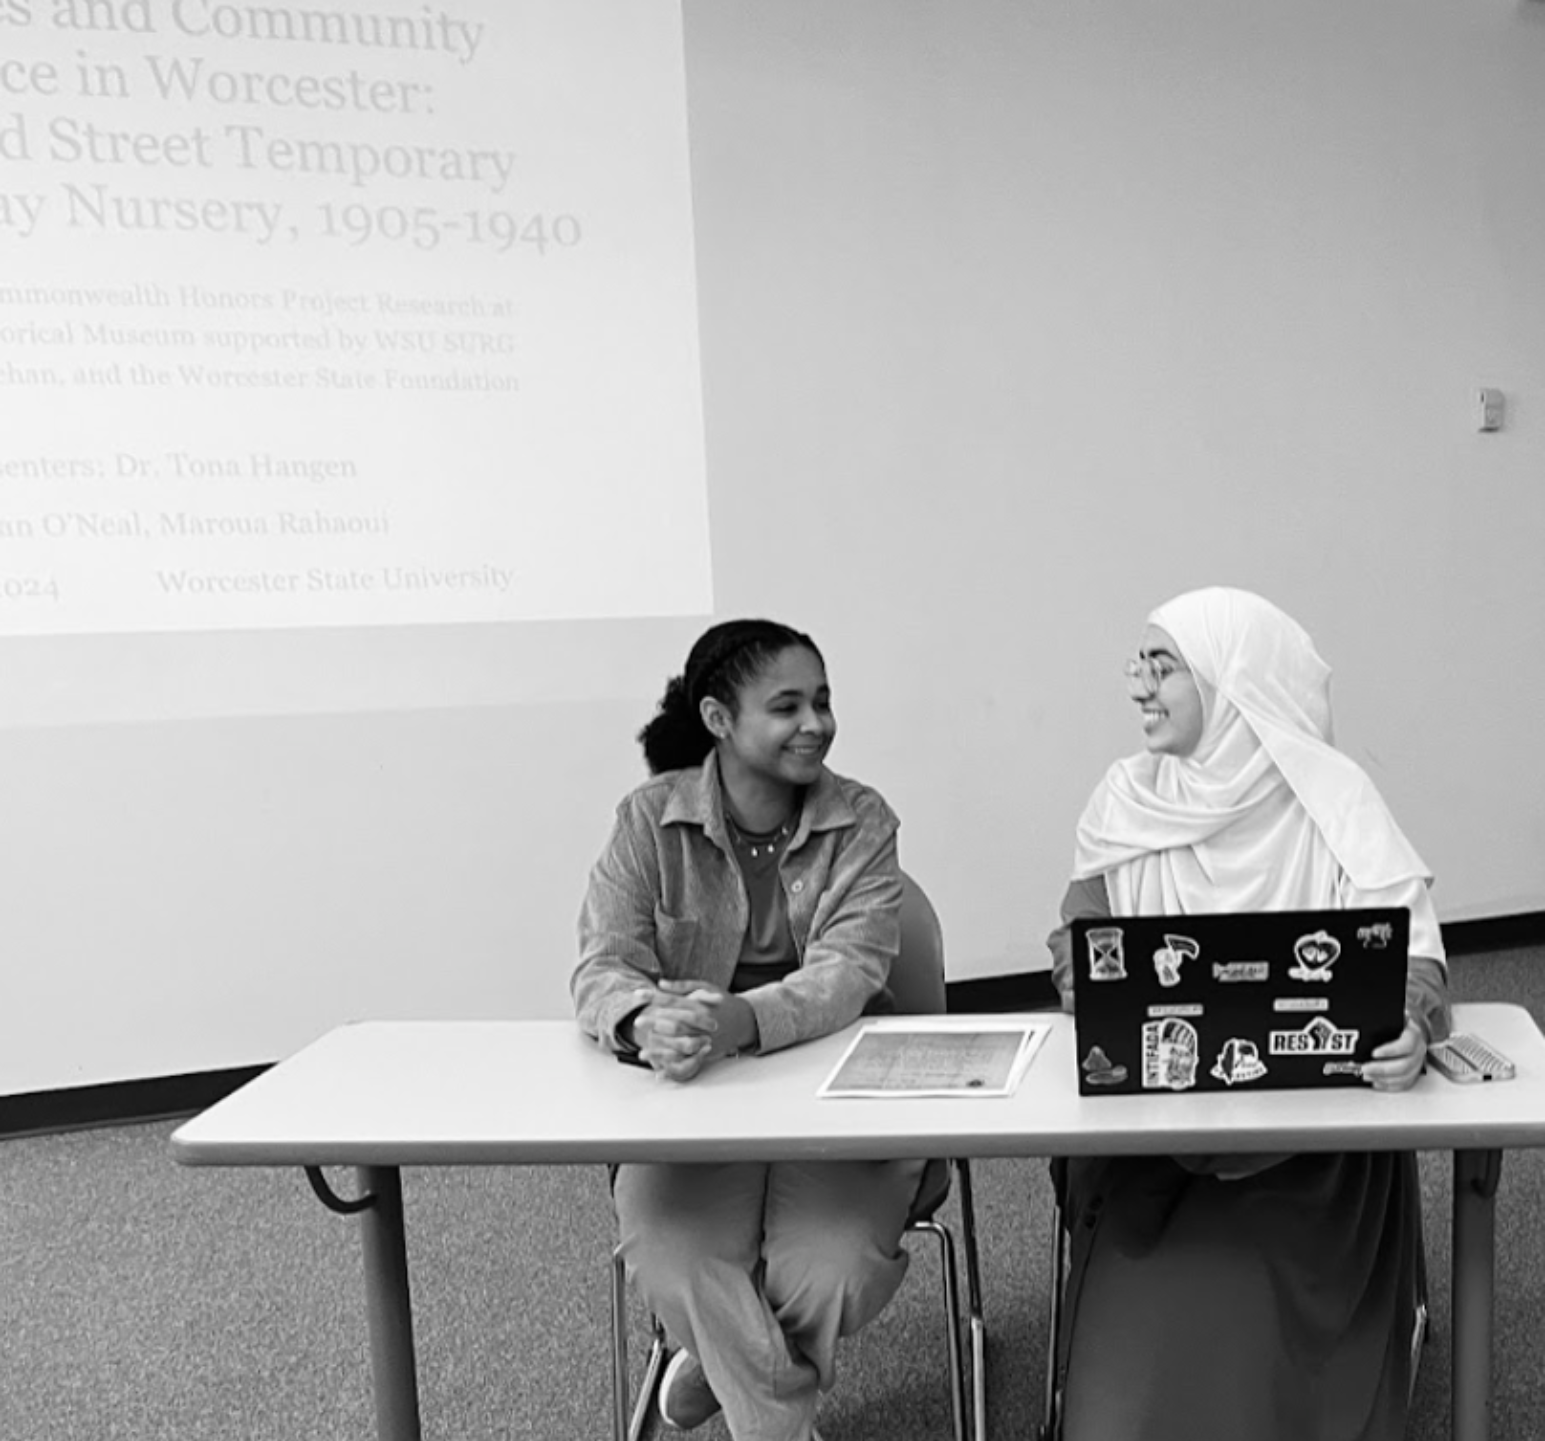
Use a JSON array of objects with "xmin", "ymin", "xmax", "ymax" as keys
[
  {"xmin": 1035, "ymin": 1155, "xmax": 1431, "ymax": 1440},
  {"xmin": 608, "ymin": 871, "xmax": 987, "ymax": 1441}
]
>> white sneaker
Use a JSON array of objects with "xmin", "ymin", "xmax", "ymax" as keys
[{"xmin": 658, "ymin": 1349, "xmax": 722, "ymax": 1431}]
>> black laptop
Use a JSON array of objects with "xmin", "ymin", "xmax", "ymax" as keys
[{"xmin": 1070, "ymin": 908, "xmax": 1409, "ymax": 1095}]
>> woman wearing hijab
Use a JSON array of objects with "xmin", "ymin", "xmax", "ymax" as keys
[{"xmin": 1047, "ymin": 587, "xmax": 1451, "ymax": 1441}]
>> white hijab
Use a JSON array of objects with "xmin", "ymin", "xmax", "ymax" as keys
[{"xmin": 1073, "ymin": 588, "xmax": 1431, "ymax": 917}]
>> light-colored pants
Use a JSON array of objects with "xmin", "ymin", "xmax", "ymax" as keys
[{"xmin": 614, "ymin": 1157, "xmax": 927, "ymax": 1441}]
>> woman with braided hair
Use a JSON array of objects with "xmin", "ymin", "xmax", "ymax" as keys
[{"xmin": 574, "ymin": 618, "xmax": 923, "ymax": 1441}]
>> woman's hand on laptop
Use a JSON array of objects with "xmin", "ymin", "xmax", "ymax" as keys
[{"xmin": 1360, "ymin": 1019, "xmax": 1426, "ymax": 1092}]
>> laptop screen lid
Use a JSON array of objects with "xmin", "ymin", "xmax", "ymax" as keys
[{"xmin": 1070, "ymin": 908, "xmax": 1409, "ymax": 1095}]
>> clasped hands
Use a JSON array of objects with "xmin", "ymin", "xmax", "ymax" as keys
[{"xmin": 622, "ymin": 978, "xmax": 760, "ymax": 1083}]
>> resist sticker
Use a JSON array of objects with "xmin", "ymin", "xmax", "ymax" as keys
[{"xmin": 1268, "ymin": 1017, "xmax": 1359, "ymax": 1056}]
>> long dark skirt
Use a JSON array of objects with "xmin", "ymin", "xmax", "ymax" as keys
[{"xmin": 1057, "ymin": 1151, "xmax": 1423, "ymax": 1441}]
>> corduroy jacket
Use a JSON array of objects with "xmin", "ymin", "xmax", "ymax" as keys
[{"xmin": 573, "ymin": 754, "xmax": 901, "ymax": 1057}]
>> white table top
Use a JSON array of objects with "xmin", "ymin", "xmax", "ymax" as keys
[{"xmin": 170, "ymin": 1003, "xmax": 1545, "ymax": 1168}]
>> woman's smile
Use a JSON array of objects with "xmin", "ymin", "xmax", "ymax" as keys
[{"xmin": 1134, "ymin": 624, "xmax": 1204, "ymax": 755}]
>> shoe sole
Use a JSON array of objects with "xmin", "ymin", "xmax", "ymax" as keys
[{"xmin": 658, "ymin": 1349, "xmax": 722, "ymax": 1431}]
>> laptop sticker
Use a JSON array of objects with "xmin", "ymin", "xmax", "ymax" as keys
[
  {"xmin": 1153, "ymin": 934, "xmax": 1200, "ymax": 988},
  {"xmin": 1211, "ymin": 1038, "xmax": 1267, "ymax": 1086},
  {"xmin": 1273, "ymin": 997, "xmax": 1329, "ymax": 1013},
  {"xmin": 1082, "ymin": 1045, "xmax": 1128, "ymax": 1086},
  {"xmin": 1086, "ymin": 926, "xmax": 1127, "ymax": 981},
  {"xmin": 1213, "ymin": 961, "xmax": 1269, "ymax": 982},
  {"xmin": 1322, "ymin": 1061, "xmax": 1363, "ymax": 1077},
  {"xmin": 1287, "ymin": 930, "xmax": 1341, "ymax": 982},
  {"xmin": 1142, "ymin": 1018, "xmax": 1199, "ymax": 1090},
  {"xmin": 1147, "ymin": 1003, "xmax": 1203, "ymax": 1018},
  {"xmin": 1357, "ymin": 922, "xmax": 1393, "ymax": 949},
  {"xmin": 1268, "ymin": 1016, "xmax": 1359, "ymax": 1056}
]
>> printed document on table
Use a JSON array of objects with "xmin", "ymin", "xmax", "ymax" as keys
[{"xmin": 818, "ymin": 1017, "xmax": 1050, "ymax": 1099}]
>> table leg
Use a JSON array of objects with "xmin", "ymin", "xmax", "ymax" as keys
[
  {"xmin": 358, "ymin": 1165, "xmax": 423, "ymax": 1441},
  {"xmin": 1451, "ymin": 1149, "xmax": 1502, "ymax": 1441}
]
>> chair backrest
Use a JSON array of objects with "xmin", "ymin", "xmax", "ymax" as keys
[{"xmin": 891, "ymin": 871, "xmax": 947, "ymax": 1017}]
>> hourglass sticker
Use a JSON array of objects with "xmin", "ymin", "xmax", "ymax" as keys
[
  {"xmin": 1152, "ymin": 934, "xmax": 1200, "ymax": 988},
  {"xmin": 1086, "ymin": 926, "xmax": 1127, "ymax": 982}
]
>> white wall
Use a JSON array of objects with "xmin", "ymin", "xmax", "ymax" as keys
[
  {"xmin": 4, "ymin": 0, "xmax": 1543, "ymax": 1093},
  {"xmin": 686, "ymin": 0, "xmax": 1545, "ymax": 964}
]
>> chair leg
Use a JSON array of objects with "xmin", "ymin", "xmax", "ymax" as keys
[
  {"xmin": 610, "ymin": 1245, "xmax": 668, "ymax": 1441},
  {"xmin": 1041, "ymin": 1192, "xmax": 1067, "ymax": 1441},
  {"xmin": 609, "ymin": 1246, "xmax": 631, "ymax": 1441},
  {"xmin": 1409, "ymin": 1291, "xmax": 1429, "ymax": 1407},
  {"xmin": 633, "ymin": 1320, "xmax": 668, "ymax": 1441},
  {"xmin": 910, "ymin": 1218, "xmax": 968, "ymax": 1441},
  {"xmin": 1409, "ymin": 1178, "xmax": 1431, "ymax": 1408},
  {"xmin": 953, "ymin": 1160, "xmax": 988, "ymax": 1441}
]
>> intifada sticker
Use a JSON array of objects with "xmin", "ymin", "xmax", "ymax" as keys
[
  {"xmin": 1288, "ymin": 930, "xmax": 1341, "ymax": 982},
  {"xmin": 1082, "ymin": 1045, "xmax": 1129, "ymax": 1086},
  {"xmin": 1213, "ymin": 961, "xmax": 1269, "ymax": 982},
  {"xmin": 1273, "ymin": 997, "xmax": 1329, "ymax": 1013},
  {"xmin": 1211, "ymin": 1038, "xmax": 1268, "ymax": 1086},
  {"xmin": 1152, "ymin": 934, "xmax": 1200, "ymax": 988},
  {"xmin": 1323, "ymin": 1061, "xmax": 1363, "ymax": 1077},
  {"xmin": 1087, "ymin": 926, "xmax": 1127, "ymax": 981},
  {"xmin": 1142, "ymin": 1017, "xmax": 1199, "ymax": 1090},
  {"xmin": 1357, "ymin": 922, "xmax": 1393, "ymax": 949},
  {"xmin": 1147, "ymin": 1002, "xmax": 1203, "ymax": 1019},
  {"xmin": 1269, "ymin": 1016, "xmax": 1359, "ymax": 1056}
]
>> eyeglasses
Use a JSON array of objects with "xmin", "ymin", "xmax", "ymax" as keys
[{"xmin": 1124, "ymin": 654, "xmax": 1188, "ymax": 699}]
